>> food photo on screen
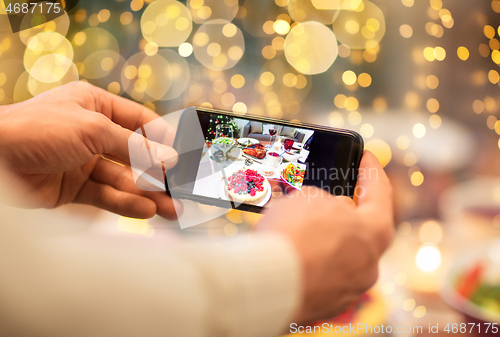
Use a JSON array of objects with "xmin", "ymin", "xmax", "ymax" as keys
[{"xmin": 190, "ymin": 113, "xmax": 321, "ymax": 206}]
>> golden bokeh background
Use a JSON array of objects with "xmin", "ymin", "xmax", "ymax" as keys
[
  {"xmin": 2, "ymin": 0, "xmax": 500, "ymax": 328},
  {"xmin": 0, "ymin": 0, "xmax": 499, "ymax": 216}
]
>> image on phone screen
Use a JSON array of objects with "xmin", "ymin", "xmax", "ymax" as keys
[{"xmin": 165, "ymin": 107, "xmax": 363, "ymax": 212}]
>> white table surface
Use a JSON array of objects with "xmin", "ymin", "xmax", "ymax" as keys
[{"xmin": 192, "ymin": 146, "xmax": 303, "ymax": 199}]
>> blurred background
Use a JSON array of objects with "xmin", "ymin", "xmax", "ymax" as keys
[{"xmin": 2, "ymin": 0, "xmax": 500, "ymax": 335}]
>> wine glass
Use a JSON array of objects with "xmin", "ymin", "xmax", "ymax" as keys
[
  {"xmin": 269, "ymin": 127, "xmax": 277, "ymax": 144},
  {"xmin": 214, "ymin": 124, "xmax": 235, "ymax": 164},
  {"xmin": 284, "ymin": 138, "xmax": 294, "ymax": 152},
  {"xmin": 265, "ymin": 126, "xmax": 278, "ymax": 149},
  {"xmin": 262, "ymin": 157, "xmax": 275, "ymax": 176}
]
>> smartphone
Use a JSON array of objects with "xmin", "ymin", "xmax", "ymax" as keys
[{"xmin": 165, "ymin": 107, "xmax": 363, "ymax": 213}]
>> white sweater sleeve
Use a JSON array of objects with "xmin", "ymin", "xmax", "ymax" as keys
[{"xmin": 0, "ymin": 205, "xmax": 301, "ymax": 337}]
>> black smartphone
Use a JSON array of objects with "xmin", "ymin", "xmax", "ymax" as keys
[{"xmin": 165, "ymin": 107, "xmax": 363, "ymax": 213}]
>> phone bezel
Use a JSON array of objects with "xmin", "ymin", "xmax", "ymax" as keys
[{"xmin": 165, "ymin": 106, "xmax": 364, "ymax": 213}]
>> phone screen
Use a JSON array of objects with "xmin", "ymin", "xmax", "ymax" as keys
[{"xmin": 166, "ymin": 107, "xmax": 363, "ymax": 212}]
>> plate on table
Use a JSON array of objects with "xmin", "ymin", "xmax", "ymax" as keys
[
  {"xmin": 209, "ymin": 145, "xmax": 242, "ymax": 163},
  {"xmin": 279, "ymin": 162, "xmax": 306, "ymax": 190},
  {"xmin": 219, "ymin": 166, "xmax": 272, "ymax": 207},
  {"xmin": 242, "ymin": 152, "xmax": 265, "ymax": 164},
  {"xmin": 440, "ymin": 240, "xmax": 500, "ymax": 325},
  {"xmin": 237, "ymin": 137, "xmax": 260, "ymax": 147},
  {"xmin": 282, "ymin": 151, "xmax": 302, "ymax": 163},
  {"xmin": 242, "ymin": 143, "xmax": 267, "ymax": 162}
]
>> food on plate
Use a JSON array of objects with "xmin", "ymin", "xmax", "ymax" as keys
[
  {"xmin": 455, "ymin": 262, "xmax": 500, "ymax": 314},
  {"xmin": 237, "ymin": 138, "xmax": 257, "ymax": 147},
  {"xmin": 227, "ymin": 169, "xmax": 268, "ymax": 205},
  {"xmin": 281, "ymin": 163, "xmax": 305, "ymax": 189},
  {"xmin": 213, "ymin": 137, "xmax": 235, "ymax": 147},
  {"xmin": 266, "ymin": 151, "xmax": 282, "ymax": 165},
  {"xmin": 243, "ymin": 143, "xmax": 266, "ymax": 159}
]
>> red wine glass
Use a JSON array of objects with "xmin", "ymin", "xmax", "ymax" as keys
[
  {"xmin": 269, "ymin": 127, "xmax": 277, "ymax": 144},
  {"xmin": 284, "ymin": 138, "xmax": 294, "ymax": 152}
]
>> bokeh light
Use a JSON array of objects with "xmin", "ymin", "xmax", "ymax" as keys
[
  {"xmin": 0, "ymin": 59, "xmax": 25, "ymax": 104},
  {"xmin": 187, "ymin": 0, "xmax": 238, "ymax": 24},
  {"xmin": 399, "ymin": 24, "xmax": 413, "ymax": 38},
  {"xmin": 284, "ymin": 21, "xmax": 338, "ymax": 75},
  {"xmin": 158, "ymin": 48, "xmax": 190, "ymax": 100},
  {"xmin": 24, "ymin": 32, "xmax": 74, "ymax": 83},
  {"xmin": 410, "ymin": 171, "xmax": 424, "ymax": 186},
  {"xmin": 141, "ymin": 0, "xmax": 193, "ymax": 47},
  {"xmin": 312, "ymin": 0, "xmax": 362, "ymax": 10},
  {"xmin": 13, "ymin": 71, "xmax": 33, "ymax": 103},
  {"xmin": 419, "ymin": 220, "xmax": 443, "ymax": 244},
  {"xmin": 457, "ymin": 46, "xmax": 469, "ymax": 60},
  {"xmin": 365, "ymin": 138, "xmax": 392, "ymax": 167},
  {"xmin": 413, "ymin": 306, "xmax": 426, "ymax": 318},
  {"xmin": 72, "ymin": 28, "xmax": 120, "ymax": 80},
  {"xmin": 121, "ymin": 51, "xmax": 173, "ymax": 102},
  {"xmin": 19, "ymin": 8, "xmax": 70, "ymax": 46},
  {"xmin": 397, "ymin": 135, "xmax": 410, "ymax": 150},
  {"xmin": 415, "ymin": 243, "xmax": 441, "ymax": 272},
  {"xmin": 403, "ymin": 299, "xmax": 416, "ymax": 311},
  {"xmin": 413, "ymin": 123, "xmax": 426, "ymax": 138},
  {"xmin": 178, "ymin": 42, "xmax": 194, "ymax": 57},
  {"xmin": 288, "ymin": 0, "xmax": 339, "ymax": 25},
  {"xmin": 29, "ymin": 54, "xmax": 73, "ymax": 83},
  {"xmin": 83, "ymin": 53, "xmax": 127, "ymax": 97},
  {"xmin": 28, "ymin": 62, "xmax": 79, "ymax": 96},
  {"xmin": 193, "ymin": 19, "xmax": 244, "ymax": 70},
  {"xmin": 332, "ymin": 1, "xmax": 386, "ymax": 49},
  {"xmin": 240, "ymin": 1, "xmax": 278, "ymax": 37},
  {"xmin": 342, "ymin": 70, "xmax": 357, "ymax": 85},
  {"xmin": 255, "ymin": 57, "xmax": 312, "ymax": 117}
]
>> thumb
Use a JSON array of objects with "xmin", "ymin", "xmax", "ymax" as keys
[
  {"xmin": 356, "ymin": 150, "xmax": 392, "ymax": 211},
  {"xmin": 86, "ymin": 113, "xmax": 178, "ymax": 170},
  {"xmin": 127, "ymin": 129, "xmax": 178, "ymax": 170}
]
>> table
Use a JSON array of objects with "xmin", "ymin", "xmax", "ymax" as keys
[{"xmin": 192, "ymin": 143, "xmax": 306, "ymax": 201}]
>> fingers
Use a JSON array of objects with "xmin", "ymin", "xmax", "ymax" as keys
[
  {"xmin": 83, "ymin": 113, "xmax": 178, "ymax": 170},
  {"xmin": 336, "ymin": 195, "xmax": 356, "ymax": 207},
  {"xmin": 91, "ymin": 158, "xmax": 183, "ymax": 220},
  {"xmin": 145, "ymin": 191, "xmax": 184, "ymax": 221},
  {"xmin": 74, "ymin": 83, "xmax": 177, "ymax": 168},
  {"xmin": 355, "ymin": 150, "xmax": 393, "ymax": 212},
  {"xmin": 89, "ymin": 84, "xmax": 161, "ymax": 131},
  {"xmin": 74, "ymin": 179, "xmax": 157, "ymax": 219},
  {"xmin": 355, "ymin": 150, "xmax": 395, "ymax": 251},
  {"xmin": 91, "ymin": 84, "xmax": 176, "ymax": 145},
  {"xmin": 126, "ymin": 128, "xmax": 179, "ymax": 171}
]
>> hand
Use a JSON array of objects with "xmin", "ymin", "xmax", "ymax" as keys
[
  {"xmin": 0, "ymin": 82, "xmax": 182, "ymax": 220},
  {"xmin": 257, "ymin": 150, "xmax": 394, "ymax": 324}
]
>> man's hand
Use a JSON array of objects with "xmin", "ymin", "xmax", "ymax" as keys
[
  {"xmin": 257, "ymin": 151, "xmax": 394, "ymax": 324},
  {"xmin": 0, "ymin": 82, "xmax": 182, "ymax": 220}
]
